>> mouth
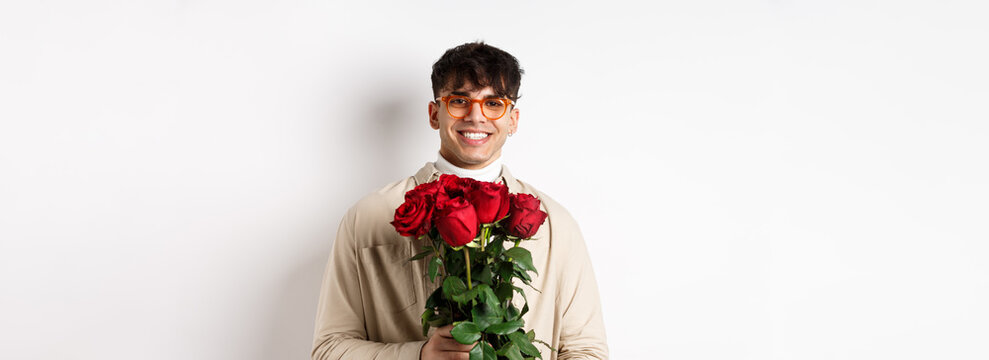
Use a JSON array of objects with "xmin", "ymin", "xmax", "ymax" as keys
[
  {"xmin": 457, "ymin": 130, "xmax": 492, "ymax": 145},
  {"xmin": 459, "ymin": 131, "xmax": 491, "ymax": 140}
]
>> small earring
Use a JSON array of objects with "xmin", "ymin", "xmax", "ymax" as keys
[{"xmin": 508, "ymin": 131, "xmax": 514, "ymax": 137}]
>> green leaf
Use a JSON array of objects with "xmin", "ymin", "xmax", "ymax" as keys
[
  {"xmin": 497, "ymin": 262, "xmax": 514, "ymax": 281},
  {"xmin": 486, "ymin": 319, "xmax": 523, "ymax": 335},
  {"xmin": 500, "ymin": 343, "xmax": 524, "ymax": 360},
  {"xmin": 446, "ymin": 249, "xmax": 466, "ymax": 277},
  {"xmin": 495, "ymin": 283, "xmax": 514, "ymax": 303},
  {"xmin": 471, "ymin": 303, "xmax": 500, "ymax": 331},
  {"xmin": 513, "ymin": 268, "xmax": 540, "ymax": 292},
  {"xmin": 508, "ymin": 331, "xmax": 541, "ymax": 357},
  {"xmin": 515, "ymin": 267, "xmax": 532, "ymax": 282},
  {"xmin": 443, "ymin": 276, "xmax": 467, "ymax": 298},
  {"xmin": 452, "ymin": 286, "xmax": 478, "ymax": 305},
  {"xmin": 475, "ymin": 284, "xmax": 492, "ymax": 300},
  {"xmin": 533, "ymin": 338, "xmax": 557, "ymax": 352},
  {"xmin": 450, "ymin": 321, "xmax": 481, "ymax": 345},
  {"xmin": 476, "ymin": 264, "xmax": 493, "ymax": 285},
  {"xmin": 504, "ymin": 247, "xmax": 537, "ymax": 275},
  {"xmin": 476, "ymin": 285, "xmax": 503, "ymax": 317},
  {"xmin": 469, "ymin": 341, "xmax": 496, "ymax": 360},
  {"xmin": 506, "ymin": 303, "xmax": 520, "ymax": 321},
  {"xmin": 425, "ymin": 286, "xmax": 443, "ymax": 308},
  {"xmin": 485, "ymin": 236, "xmax": 505, "ymax": 258},
  {"xmin": 428, "ymin": 257, "xmax": 442, "ymax": 282},
  {"xmin": 513, "ymin": 286, "xmax": 528, "ymax": 301},
  {"xmin": 409, "ymin": 247, "xmax": 432, "ymax": 261},
  {"xmin": 420, "ymin": 309, "xmax": 432, "ymax": 337}
]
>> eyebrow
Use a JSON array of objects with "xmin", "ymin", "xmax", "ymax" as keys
[{"xmin": 451, "ymin": 91, "xmax": 507, "ymax": 99}]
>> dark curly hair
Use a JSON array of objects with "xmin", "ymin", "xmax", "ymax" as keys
[{"xmin": 431, "ymin": 42, "xmax": 524, "ymax": 103}]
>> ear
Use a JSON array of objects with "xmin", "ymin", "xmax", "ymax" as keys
[
  {"xmin": 428, "ymin": 101, "xmax": 440, "ymax": 130},
  {"xmin": 508, "ymin": 107, "xmax": 520, "ymax": 134}
]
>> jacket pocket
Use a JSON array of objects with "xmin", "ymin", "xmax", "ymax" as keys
[{"xmin": 357, "ymin": 243, "xmax": 417, "ymax": 313}]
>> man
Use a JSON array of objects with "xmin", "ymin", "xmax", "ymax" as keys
[{"xmin": 311, "ymin": 42, "xmax": 608, "ymax": 360}]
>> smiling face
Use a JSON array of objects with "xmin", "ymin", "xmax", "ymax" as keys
[{"xmin": 429, "ymin": 86, "xmax": 519, "ymax": 170}]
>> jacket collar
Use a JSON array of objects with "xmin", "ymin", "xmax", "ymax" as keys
[{"xmin": 413, "ymin": 162, "xmax": 522, "ymax": 193}]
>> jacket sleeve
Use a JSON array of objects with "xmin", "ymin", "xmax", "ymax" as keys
[
  {"xmin": 555, "ymin": 215, "xmax": 610, "ymax": 359},
  {"xmin": 311, "ymin": 210, "xmax": 426, "ymax": 360}
]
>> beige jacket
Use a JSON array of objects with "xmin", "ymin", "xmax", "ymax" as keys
[{"xmin": 312, "ymin": 163, "xmax": 608, "ymax": 359}]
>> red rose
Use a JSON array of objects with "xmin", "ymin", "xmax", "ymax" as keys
[
  {"xmin": 466, "ymin": 182, "xmax": 510, "ymax": 224},
  {"xmin": 407, "ymin": 180, "xmax": 442, "ymax": 202},
  {"xmin": 439, "ymin": 174, "xmax": 478, "ymax": 198},
  {"xmin": 505, "ymin": 193, "xmax": 548, "ymax": 239},
  {"xmin": 391, "ymin": 191, "xmax": 433, "ymax": 237},
  {"xmin": 434, "ymin": 197, "xmax": 479, "ymax": 247}
]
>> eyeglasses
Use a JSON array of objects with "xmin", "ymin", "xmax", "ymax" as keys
[{"xmin": 435, "ymin": 95, "xmax": 514, "ymax": 120}]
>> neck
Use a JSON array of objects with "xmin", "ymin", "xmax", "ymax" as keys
[{"xmin": 435, "ymin": 154, "xmax": 503, "ymax": 182}]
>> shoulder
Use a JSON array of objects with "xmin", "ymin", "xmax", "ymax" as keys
[
  {"xmin": 510, "ymin": 179, "xmax": 589, "ymax": 273},
  {"xmin": 348, "ymin": 177, "xmax": 412, "ymax": 215},
  {"xmin": 514, "ymin": 179, "xmax": 582, "ymax": 236},
  {"xmin": 346, "ymin": 162, "xmax": 437, "ymax": 217},
  {"xmin": 339, "ymin": 176, "xmax": 417, "ymax": 247}
]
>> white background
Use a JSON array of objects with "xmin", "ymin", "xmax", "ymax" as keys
[{"xmin": 2, "ymin": 1, "xmax": 987, "ymax": 359}]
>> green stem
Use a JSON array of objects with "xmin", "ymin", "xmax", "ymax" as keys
[
  {"xmin": 480, "ymin": 225, "xmax": 490, "ymax": 249},
  {"xmin": 479, "ymin": 226, "xmax": 491, "ymax": 264},
  {"xmin": 438, "ymin": 242, "xmax": 448, "ymax": 277},
  {"xmin": 463, "ymin": 247, "xmax": 472, "ymax": 290}
]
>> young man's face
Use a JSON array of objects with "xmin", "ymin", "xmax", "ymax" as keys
[{"xmin": 429, "ymin": 86, "xmax": 519, "ymax": 170}]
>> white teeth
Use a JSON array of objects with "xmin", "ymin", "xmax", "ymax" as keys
[{"xmin": 462, "ymin": 132, "xmax": 489, "ymax": 140}]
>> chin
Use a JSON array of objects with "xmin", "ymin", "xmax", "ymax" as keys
[{"xmin": 468, "ymin": 153, "xmax": 494, "ymax": 162}]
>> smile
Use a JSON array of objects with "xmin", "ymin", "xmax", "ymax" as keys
[{"xmin": 459, "ymin": 131, "xmax": 490, "ymax": 140}]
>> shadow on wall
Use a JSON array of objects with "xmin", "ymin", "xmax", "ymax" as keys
[
  {"xmin": 259, "ymin": 63, "xmax": 425, "ymax": 359},
  {"xmin": 337, "ymin": 63, "xmax": 427, "ymax": 192}
]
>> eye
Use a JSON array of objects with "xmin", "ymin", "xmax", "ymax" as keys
[
  {"xmin": 449, "ymin": 97, "xmax": 469, "ymax": 106},
  {"xmin": 484, "ymin": 100, "xmax": 505, "ymax": 108}
]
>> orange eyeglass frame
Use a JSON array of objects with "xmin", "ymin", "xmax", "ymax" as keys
[{"xmin": 436, "ymin": 95, "xmax": 515, "ymax": 120}]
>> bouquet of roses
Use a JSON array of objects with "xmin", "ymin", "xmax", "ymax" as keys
[{"xmin": 391, "ymin": 174, "xmax": 553, "ymax": 360}]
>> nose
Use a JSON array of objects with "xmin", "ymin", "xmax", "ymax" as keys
[{"xmin": 463, "ymin": 102, "xmax": 487, "ymax": 123}]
